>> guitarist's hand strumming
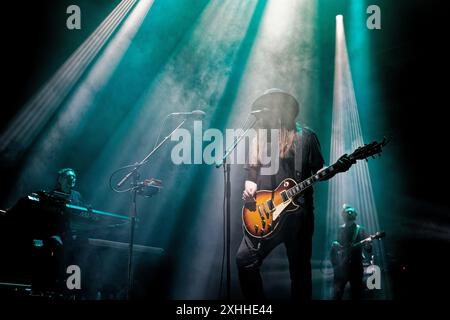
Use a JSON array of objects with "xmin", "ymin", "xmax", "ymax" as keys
[{"xmin": 242, "ymin": 180, "xmax": 257, "ymax": 202}]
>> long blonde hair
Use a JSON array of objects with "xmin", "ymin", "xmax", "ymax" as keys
[{"xmin": 249, "ymin": 126, "xmax": 297, "ymax": 166}]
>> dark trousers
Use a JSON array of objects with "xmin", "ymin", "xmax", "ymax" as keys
[
  {"xmin": 333, "ymin": 264, "xmax": 364, "ymax": 300},
  {"xmin": 236, "ymin": 212, "xmax": 314, "ymax": 300},
  {"xmin": 31, "ymin": 236, "xmax": 67, "ymax": 294}
]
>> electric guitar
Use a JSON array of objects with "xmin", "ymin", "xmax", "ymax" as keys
[
  {"xmin": 241, "ymin": 138, "xmax": 389, "ymax": 239},
  {"xmin": 331, "ymin": 231, "xmax": 386, "ymax": 268}
]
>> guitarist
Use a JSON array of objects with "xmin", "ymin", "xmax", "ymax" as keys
[
  {"xmin": 236, "ymin": 88, "xmax": 354, "ymax": 300},
  {"xmin": 330, "ymin": 205, "xmax": 372, "ymax": 300}
]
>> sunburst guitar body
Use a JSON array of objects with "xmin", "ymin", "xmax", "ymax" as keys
[{"xmin": 242, "ymin": 178, "xmax": 299, "ymax": 239}]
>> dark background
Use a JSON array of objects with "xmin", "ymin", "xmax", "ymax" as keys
[{"xmin": 1, "ymin": 0, "xmax": 448, "ymax": 300}]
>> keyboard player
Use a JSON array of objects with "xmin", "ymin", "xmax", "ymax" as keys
[
  {"xmin": 0, "ymin": 167, "xmax": 90, "ymax": 296},
  {"xmin": 52, "ymin": 168, "xmax": 84, "ymax": 207}
]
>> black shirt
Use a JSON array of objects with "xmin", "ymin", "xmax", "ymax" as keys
[
  {"xmin": 245, "ymin": 127, "xmax": 324, "ymax": 209},
  {"xmin": 336, "ymin": 223, "xmax": 371, "ymax": 266}
]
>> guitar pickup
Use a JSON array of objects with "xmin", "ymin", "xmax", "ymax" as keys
[
  {"xmin": 257, "ymin": 205, "xmax": 265, "ymax": 221},
  {"xmin": 262, "ymin": 203, "xmax": 270, "ymax": 219},
  {"xmin": 280, "ymin": 191, "xmax": 288, "ymax": 202},
  {"xmin": 267, "ymin": 199, "xmax": 274, "ymax": 211}
]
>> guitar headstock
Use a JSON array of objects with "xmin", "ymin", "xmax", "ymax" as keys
[
  {"xmin": 350, "ymin": 137, "xmax": 389, "ymax": 162},
  {"xmin": 371, "ymin": 231, "xmax": 386, "ymax": 240}
]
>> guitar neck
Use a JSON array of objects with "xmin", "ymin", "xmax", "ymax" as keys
[
  {"xmin": 287, "ymin": 164, "xmax": 339, "ymax": 198},
  {"xmin": 351, "ymin": 237, "xmax": 371, "ymax": 248},
  {"xmin": 352, "ymin": 232, "xmax": 385, "ymax": 248},
  {"xmin": 286, "ymin": 138, "xmax": 388, "ymax": 199}
]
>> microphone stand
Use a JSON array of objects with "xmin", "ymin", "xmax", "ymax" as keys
[
  {"xmin": 116, "ymin": 119, "xmax": 186, "ymax": 300},
  {"xmin": 215, "ymin": 116, "xmax": 257, "ymax": 300}
]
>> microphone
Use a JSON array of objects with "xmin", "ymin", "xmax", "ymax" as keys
[{"xmin": 170, "ymin": 110, "xmax": 206, "ymax": 119}]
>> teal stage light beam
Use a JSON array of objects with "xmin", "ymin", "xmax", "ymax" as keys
[
  {"xmin": 0, "ymin": 0, "xmax": 138, "ymax": 159},
  {"xmin": 322, "ymin": 14, "xmax": 391, "ymax": 300}
]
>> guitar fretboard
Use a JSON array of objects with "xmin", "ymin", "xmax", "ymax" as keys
[{"xmin": 285, "ymin": 165, "xmax": 337, "ymax": 198}]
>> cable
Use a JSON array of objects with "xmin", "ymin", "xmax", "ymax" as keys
[
  {"xmin": 109, "ymin": 115, "xmax": 187, "ymax": 193},
  {"xmin": 109, "ymin": 116, "xmax": 168, "ymax": 193},
  {"xmin": 152, "ymin": 113, "xmax": 172, "ymax": 150},
  {"xmin": 109, "ymin": 163, "xmax": 142, "ymax": 193}
]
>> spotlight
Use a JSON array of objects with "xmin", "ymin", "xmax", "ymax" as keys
[{"xmin": 323, "ymin": 11, "xmax": 390, "ymax": 299}]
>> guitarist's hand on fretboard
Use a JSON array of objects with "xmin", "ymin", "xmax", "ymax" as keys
[{"xmin": 334, "ymin": 154, "xmax": 356, "ymax": 173}]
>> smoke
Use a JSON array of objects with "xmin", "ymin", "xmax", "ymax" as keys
[{"xmin": 3, "ymin": 0, "xmax": 329, "ymax": 299}]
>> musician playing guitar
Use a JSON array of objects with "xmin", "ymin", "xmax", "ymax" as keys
[
  {"xmin": 236, "ymin": 88, "xmax": 354, "ymax": 300},
  {"xmin": 330, "ymin": 205, "xmax": 373, "ymax": 300}
]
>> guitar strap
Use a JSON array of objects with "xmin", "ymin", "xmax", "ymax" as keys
[
  {"xmin": 294, "ymin": 127, "xmax": 304, "ymax": 182},
  {"xmin": 266, "ymin": 129, "xmax": 277, "ymax": 199},
  {"xmin": 352, "ymin": 224, "xmax": 361, "ymax": 244}
]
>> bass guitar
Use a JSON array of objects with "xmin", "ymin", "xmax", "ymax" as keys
[{"xmin": 331, "ymin": 231, "xmax": 386, "ymax": 268}]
